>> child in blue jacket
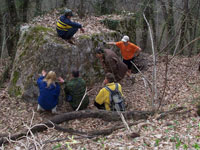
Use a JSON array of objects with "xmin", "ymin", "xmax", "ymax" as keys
[{"xmin": 37, "ymin": 70, "xmax": 60, "ymax": 114}]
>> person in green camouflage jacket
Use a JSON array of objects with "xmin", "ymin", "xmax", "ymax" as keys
[{"xmin": 64, "ymin": 70, "xmax": 89, "ymax": 110}]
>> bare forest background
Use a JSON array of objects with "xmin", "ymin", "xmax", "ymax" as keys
[
  {"xmin": 0, "ymin": 1, "xmax": 200, "ymax": 149},
  {"xmin": 0, "ymin": 0, "xmax": 200, "ymax": 83}
]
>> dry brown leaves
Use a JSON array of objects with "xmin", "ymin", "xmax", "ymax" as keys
[
  {"xmin": 1, "ymin": 10, "xmax": 200, "ymax": 149},
  {"xmin": 23, "ymin": 9, "xmax": 119, "ymax": 38},
  {"xmin": 1, "ymin": 54, "xmax": 200, "ymax": 150}
]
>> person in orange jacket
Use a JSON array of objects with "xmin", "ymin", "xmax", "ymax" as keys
[{"xmin": 106, "ymin": 35, "xmax": 141, "ymax": 77}]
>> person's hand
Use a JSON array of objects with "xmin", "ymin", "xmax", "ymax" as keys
[
  {"xmin": 42, "ymin": 70, "xmax": 46, "ymax": 76},
  {"xmin": 80, "ymin": 28, "xmax": 84, "ymax": 33},
  {"xmin": 58, "ymin": 77, "xmax": 65, "ymax": 83},
  {"xmin": 135, "ymin": 48, "xmax": 141, "ymax": 57}
]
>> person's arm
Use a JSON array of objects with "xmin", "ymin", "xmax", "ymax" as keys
[
  {"xmin": 118, "ymin": 83, "xmax": 124, "ymax": 97},
  {"xmin": 135, "ymin": 47, "xmax": 141, "ymax": 57},
  {"xmin": 95, "ymin": 88, "xmax": 105, "ymax": 105},
  {"xmin": 106, "ymin": 42, "xmax": 116, "ymax": 45},
  {"xmin": 66, "ymin": 19, "xmax": 82, "ymax": 28},
  {"xmin": 58, "ymin": 77, "xmax": 65, "ymax": 83},
  {"xmin": 37, "ymin": 70, "xmax": 46, "ymax": 87},
  {"xmin": 54, "ymin": 83, "xmax": 61, "ymax": 98}
]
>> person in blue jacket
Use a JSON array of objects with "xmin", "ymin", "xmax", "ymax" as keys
[
  {"xmin": 37, "ymin": 70, "xmax": 60, "ymax": 114},
  {"xmin": 56, "ymin": 8, "xmax": 84, "ymax": 44}
]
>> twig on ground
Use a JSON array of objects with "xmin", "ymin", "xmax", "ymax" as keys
[{"xmin": 76, "ymin": 87, "xmax": 87, "ymax": 111}]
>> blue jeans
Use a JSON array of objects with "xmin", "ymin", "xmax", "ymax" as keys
[{"xmin": 57, "ymin": 27, "xmax": 79, "ymax": 40}]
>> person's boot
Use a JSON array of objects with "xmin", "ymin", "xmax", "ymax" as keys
[
  {"xmin": 37, "ymin": 104, "xmax": 45, "ymax": 113},
  {"xmin": 130, "ymin": 74, "xmax": 135, "ymax": 84},
  {"xmin": 51, "ymin": 107, "xmax": 59, "ymax": 114},
  {"xmin": 67, "ymin": 39, "xmax": 75, "ymax": 45}
]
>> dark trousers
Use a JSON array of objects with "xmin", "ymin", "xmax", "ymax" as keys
[
  {"xmin": 123, "ymin": 57, "xmax": 134, "ymax": 70},
  {"xmin": 57, "ymin": 27, "xmax": 79, "ymax": 40},
  {"xmin": 94, "ymin": 101, "xmax": 105, "ymax": 110}
]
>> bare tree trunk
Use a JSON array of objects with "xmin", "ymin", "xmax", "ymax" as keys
[
  {"xmin": 140, "ymin": 1, "xmax": 149, "ymax": 51},
  {"xmin": 22, "ymin": 0, "xmax": 30, "ymax": 22},
  {"xmin": 35, "ymin": 0, "xmax": 42, "ymax": 16},
  {"xmin": 149, "ymin": 0, "xmax": 157, "ymax": 52},
  {"xmin": 158, "ymin": 0, "xmax": 175, "ymax": 54},
  {"xmin": 141, "ymin": 0, "xmax": 156, "ymax": 52},
  {"xmin": 77, "ymin": 0, "xmax": 85, "ymax": 19},
  {"xmin": 100, "ymin": 0, "xmax": 115, "ymax": 15},
  {"xmin": 62, "ymin": 0, "xmax": 68, "ymax": 6},
  {"xmin": 0, "ymin": 9, "xmax": 2, "ymax": 55},
  {"xmin": 179, "ymin": 0, "xmax": 189, "ymax": 55},
  {"xmin": 5, "ymin": 0, "xmax": 19, "ymax": 59},
  {"xmin": 168, "ymin": 0, "xmax": 175, "ymax": 54},
  {"xmin": 1, "ymin": 13, "xmax": 8, "ymax": 59},
  {"xmin": 188, "ymin": 0, "xmax": 200, "ymax": 56}
]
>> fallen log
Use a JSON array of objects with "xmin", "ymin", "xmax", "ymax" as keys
[
  {"xmin": 0, "ymin": 110, "xmax": 152, "ymax": 146},
  {"xmin": 156, "ymin": 106, "xmax": 186, "ymax": 120}
]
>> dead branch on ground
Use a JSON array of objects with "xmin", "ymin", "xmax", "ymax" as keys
[{"xmin": 0, "ymin": 107, "xmax": 187, "ymax": 146}]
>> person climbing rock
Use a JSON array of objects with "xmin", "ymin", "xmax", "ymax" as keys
[
  {"xmin": 106, "ymin": 35, "xmax": 141, "ymax": 81},
  {"xmin": 56, "ymin": 8, "xmax": 84, "ymax": 44},
  {"xmin": 37, "ymin": 70, "xmax": 61, "ymax": 114},
  {"xmin": 95, "ymin": 48, "xmax": 128, "ymax": 82}
]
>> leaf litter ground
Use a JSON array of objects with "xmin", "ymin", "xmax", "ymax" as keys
[
  {"xmin": 1, "ymin": 54, "xmax": 200, "ymax": 150},
  {"xmin": 0, "ymin": 10, "xmax": 200, "ymax": 150}
]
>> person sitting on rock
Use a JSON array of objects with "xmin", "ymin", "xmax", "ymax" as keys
[
  {"xmin": 95, "ymin": 48, "xmax": 128, "ymax": 82},
  {"xmin": 56, "ymin": 8, "xmax": 84, "ymax": 44},
  {"xmin": 94, "ymin": 73, "xmax": 125, "ymax": 111},
  {"xmin": 106, "ymin": 35, "xmax": 141, "ymax": 78},
  {"xmin": 59, "ymin": 69, "xmax": 89, "ymax": 111},
  {"xmin": 37, "ymin": 70, "xmax": 60, "ymax": 114}
]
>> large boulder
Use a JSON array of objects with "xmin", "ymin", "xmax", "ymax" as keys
[{"xmin": 8, "ymin": 25, "xmax": 120, "ymax": 101}]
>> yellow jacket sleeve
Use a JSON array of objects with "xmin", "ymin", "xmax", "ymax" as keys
[
  {"xmin": 95, "ymin": 88, "xmax": 106, "ymax": 105},
  {"xmin": 95, "ymin": 88, "xmax": 111, "ymax": 111}
]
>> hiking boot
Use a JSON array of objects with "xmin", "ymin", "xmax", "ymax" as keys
[
  {"xmin": 67, "ymin": 39, "xmax": 75, "ymax": 45},
  {"xmin": 130, "ymin": 75, "xmax": 135, "ymax": 84},
  {"xmin": 37, "ymin": 104, "xmax": 45, "ymax": 113},
  {"xmin": 51, "ymin": 106, "xmax": 57, "ymax": 114}
]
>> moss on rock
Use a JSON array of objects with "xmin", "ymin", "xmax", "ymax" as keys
[
  {"xmin": 12, "ymin": 71, "xmax": 20, "ymax": 85},
  {"xmin": 101, "ymin": 15, "xmax": 137, "ymax": 42},
  {"xmin": 9, "ymin": 24, "xmax": 121, "ymax": 100}
]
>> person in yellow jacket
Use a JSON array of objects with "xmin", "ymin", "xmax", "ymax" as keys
[{"xmin": 94, "ymin": 73, "xmax": 124, "ymax": 111}]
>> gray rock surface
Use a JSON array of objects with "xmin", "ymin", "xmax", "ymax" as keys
[{"xmin": 8, "ymin": 25, "xmax": 121, "ymax": 101}]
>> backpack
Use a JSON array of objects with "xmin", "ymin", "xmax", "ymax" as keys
[{"xmin": 105, "ymin": 83, "xmax": 125, "ymax": 111}]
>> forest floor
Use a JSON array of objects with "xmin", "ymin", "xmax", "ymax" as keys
[
  {"xmin": 0, "ymin": 54, "xmax": 200, "ymax": 150},
  {"xmin": 1, "ymin": 10, "xmax": 200, "ymax": 150}
]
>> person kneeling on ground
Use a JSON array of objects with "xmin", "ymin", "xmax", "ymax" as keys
[
  {"xmin": 37, "ymin": 70, "xmax": 60, "ymax": 114},
  {"xmin": 60, "ymin": 69, "xmax": 89, "ymax": 111},
  {"xmin": 94, "ymin": 73, "xmax": 125, "ymax": 111},
  {"xmin": 56, "ymin": 8, "xmax": 84, "ymax": 44}
]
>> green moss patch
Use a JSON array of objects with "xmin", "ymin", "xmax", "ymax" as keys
[
  {"xmin": 12, "ymin": 71, "xmax": 20, "ymax": 85},
  {"xmin": 101, "ymin": 19, "xmax": 120, "ymax": 30}
]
